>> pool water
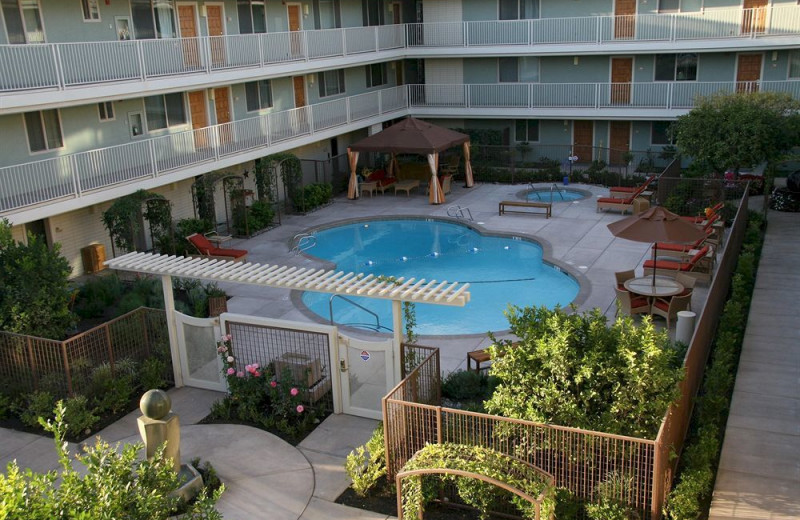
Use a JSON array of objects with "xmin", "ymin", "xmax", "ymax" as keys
[
  {"xmin": 526, "ymin": 188, "xmax": 586, "ymax": 203},
  {"xmin": 301, "ymin": 219, "xmax": 579, "ymax": 335}
]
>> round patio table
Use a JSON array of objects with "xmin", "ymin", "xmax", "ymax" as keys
[{"xmin": 624, "ymin": 276, "xmax": 684, "ymax": 298}]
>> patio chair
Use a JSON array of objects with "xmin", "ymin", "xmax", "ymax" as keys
[
  {"xmin": 615, "ymin": 269, "xmax": 636, "ymax": 291},
  {"xmin": 365, "ymin": 169, "xmax": 397, "ymax": 195},
  {"xmin": 187, "ymin": 233, "xmax": 248, "ymax": 262},
  {"xmin": 674, "ymin": 272, "xmax": 696, "ymax": 311},
  {"xmin": 651, "ymin": 292, "xmax": 693, "ymax": 328},
  {"xmin": 643, "ymin": 245, "xmax": 712, "ymax": 281},
  {"xmin": 651, "ymin": 218, "xmax": 717, "ymax": 256},
  {"xmin": 596, "ymin": 182, "xmax": 651, "ymax": 214},
  {"xmin": 609, "ymin": 175, "xmax": 656, "ymax": 198},
  {"xmin": 614, "ymin": 287, "xmax": 650, "ymax": 317}
]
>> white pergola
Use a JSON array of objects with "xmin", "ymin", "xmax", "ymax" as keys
[{"xmin": 105, "ymin": 252, "xmax": 471, "ymax": 384}]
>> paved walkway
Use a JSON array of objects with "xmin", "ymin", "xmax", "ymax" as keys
[
  {"xmin": 708, "ymin": 209, "xmax": 800, "ymax": 520},
  {"xmin": 0, "ymin": 387, "xmax": 389, "ymax": 520}
]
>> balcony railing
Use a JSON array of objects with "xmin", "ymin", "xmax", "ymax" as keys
[
  {"xmin": 2, "ymin": 80, "xmax": 799, "ymax": 214},
  {"xmin": 1, "ymin": 6, "xmax": 798, "ymax": 93}
]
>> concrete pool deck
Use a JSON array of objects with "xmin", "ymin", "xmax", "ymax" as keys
[{"xmin": 218, "ymin": 181, "xmax": 711, "ymax": 373}]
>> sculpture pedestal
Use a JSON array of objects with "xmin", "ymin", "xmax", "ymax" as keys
[{"xmin": 173, "ymin": 463, "xmax": 204, "ymax": 503}]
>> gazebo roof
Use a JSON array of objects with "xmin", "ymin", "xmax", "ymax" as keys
[
  {"xmin": 348, "ymin": 117, "xmax": 469, "ymax": 155},
  {"xmin": 105, "ymin": 252, "xmax": 471, "ymax": 306}
]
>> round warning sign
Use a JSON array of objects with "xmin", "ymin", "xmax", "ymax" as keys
[{"xmin": 360, "ymin": 350, "xmax": 370, "ymax": 361}]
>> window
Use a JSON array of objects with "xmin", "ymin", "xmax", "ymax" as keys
[
  {"xmin": 790, "ymin": 50, "xmax": 800, "ymax": 79},
  {"xmin": 362, "ymin": 0, "xmax": 380, "ymax": 26},
  {"xmin": 245, "ymin": 80, "xmax": 273, "ymax": 111},
  {"xmin": 520, "ymin": 56, "xmax": 539, "ymax": 82},
  {"xmin": 318, "ymin": 0, "xmax": 339, "ymax": 29},
  {"xmin": 2, "ymin": 0, "xmax": 45, "ymax": 43},
  {"xmin": 81, "ymin": 0, "xmax": 100, "ymax": 21},
  {"xmin": 98, "ymin": 101, "xmax": 114, "ymax": 121},
  {"xmin": 319, "ymin": 69, "xmax": 345, "ymax": 97},
  {"xmin": 499, "ymin": 57, "xmax": 519, "ymax": 82},
  {"xmin": 144, "ymin": 93, "xmax": 186, "ymax": 131},
  {"xmin": 658, "ymin": 0, "xmax": 680, "ymax": 12},
  {"xmin": 237, "ymin": 0, "xmax": 266, "ymax": 34},
  {"xmin": 366, "ymin": 63, "xmax": 387, "ymax": 88},
  {"xmin": 651, "ymin": 122, "xmax": 674, "ymax": 145},
  {"xmin": 131, "ymin": 0, "xmax": 176, "ymax": 39},
  {"xmin": 515, "ymin": 119, "xmax": 539, "ymax": 142},
  {"xmin": 24, "ymin": 110, "xmax": 63, "ymax": 153},
  {"xmin": 654, "ymin": 53, "xmax": 697, "ymax": 81},
  {"xmin": 499, "ymin": 0, "xmax": 537, "ymax": 20}
]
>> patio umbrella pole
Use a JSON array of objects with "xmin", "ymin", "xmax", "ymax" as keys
[{"xmin": 652, "ymin": 243, "xmax": 658, "ymax": 286}]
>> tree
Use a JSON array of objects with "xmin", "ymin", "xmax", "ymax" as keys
[
  {"xmin": 672, "ymin": 91, "xmax": 800, "ymax": 176},
  {"xmin": 0, "ymin": 219, "xmax": 76, "ymax": 339}
]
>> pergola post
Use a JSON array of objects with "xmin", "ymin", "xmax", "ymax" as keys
[
  {"xmin": 161, "ymin": 274, "xmax": 184, "ymax": 387},
  {"xmin": 391, "ymin": 299, "xmax": 403, "ymax": 385}
]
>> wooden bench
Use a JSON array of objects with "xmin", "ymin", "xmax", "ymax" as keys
[
  {"xmin": 467, "ymin": 342, "xmax": 520, "ymax": 373},
  {"xmin": 499, "ymin": 200, "xmax": 552, "ymax": 218}
]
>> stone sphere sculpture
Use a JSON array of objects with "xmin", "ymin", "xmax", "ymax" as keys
[
  {"xmin": 786, "ymin": 170, "xmax": 800, "ymax": 193},
  {"xmin": 140, "ymin": 389, "xmax": 171, "ymax": 420}
]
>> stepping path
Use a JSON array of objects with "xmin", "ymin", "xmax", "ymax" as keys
[{"xmin": 708, "ymin": 209, "xmax": 800, "ymax": 520}]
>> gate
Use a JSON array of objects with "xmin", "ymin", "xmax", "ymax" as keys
[
  {"xmin": 336, "ymin": 335, "xmax": 395, "ymax": 420},
  {"xmin": 174, "ymin": 311, "xmax": 226, "ymax": 391}
]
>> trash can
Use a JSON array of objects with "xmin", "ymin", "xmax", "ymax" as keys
[{"xmin": 81, "ymin": 244, "xmax": 106, "ymax": 274}]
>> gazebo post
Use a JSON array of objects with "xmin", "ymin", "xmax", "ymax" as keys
[
  {"xmin": 391, "ymin": 299, "xmax": 403, "ymax": 385},
  {"xmin": 160, "ymin": 274, "xmax": 184, "ymax": 387}
]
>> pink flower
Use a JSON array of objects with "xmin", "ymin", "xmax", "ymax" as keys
[
  {"xmin": 226, "ymin": 356, "xmax": 234, "ymax": 363},
  {"xmin": 270, "ymin": 381, "xmax": 277, "ymax": 388},
  {"xmin": 290, "ymin": 388, "xmax": 299, "ymax": 396},
  {"xmin": 226, "ymin": 367, "xmax": 235, "ymax": 375},
  {"xmin": 251, "ymin": 363, "xmax": 260, "ymax": 369},
  {"xmin": 245, "ymin": 364, "xmax": 255, "ymax": 374},
  {"xmin": 217, "ymin": 346, "xmax": 227, "ymax": 353},
  {"xmin": 236, "ymin": 371, "xmax": 245, "ymax": 378},
  {"xmin": 296, "ymin": 405, "xmax": 304, "ymax": 413},
  {"xmin": 254, "ymin": 371, "xmax": 261, "ymax": 377},
  {"xmin": 223, "ymin": 334, "xmax": 232, "ymax": 341}
]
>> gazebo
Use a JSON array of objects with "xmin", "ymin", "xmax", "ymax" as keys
[{"xmin": 346, "ymin": 118, "xmax": 475, "ymax": 204}]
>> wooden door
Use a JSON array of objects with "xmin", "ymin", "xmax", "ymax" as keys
[
  {"xmin": 609, "ymin": 121, "xmax": 631, "ymax": 165},
  {"xmin": 178, "ymin": 5, "xmax": 200, "ymax": 69},
  {"xmin": 206, "ymin": 5, "xmax": 225, "ymax": 67},
  {"xmin": 614, "ymin": 0, "xmax": 636, "ymax": 39},
  {"xmin": 189, "ymin": 90, "xmax": 209, "ymax": 147},
  {"xmin": 573, "ymin": 121, "xmax": 593, "ymax": 163},
  {"xmin": 293, "ymin": 76, "xmax": 306, "ymax": 107},
  {"xmin": 214, "ymin": 87, "xmax": 233, "ymax": 144},
  {"xmin": 288, "ymin": 4, "xmax": 302, "ymax": 57},
  {"xmin": 736, "ymin": 54, "xmax": 762, "ymax": 93},
  {"xmin": 742, "ymin": 0, "xmax": 767, "ymax": 34},
  {"xmin": 391, "ymin": 3, "xmax": 402, "ymax": 24},
  {"xmin": 611, "ymin": 58, "xmax": 633, "ymax": 105}
]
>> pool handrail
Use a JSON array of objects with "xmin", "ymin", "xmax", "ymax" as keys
[{"xmin": 329, "ymin": 294, "xmax": 391, "ymax": 333}]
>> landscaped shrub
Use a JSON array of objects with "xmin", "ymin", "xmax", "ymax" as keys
[
  {"xmin": 139, "ymin": 357, "xmax": 170, "ymax": 391},
  {"xmin": 345, "ymin": 423, "xmax": 386, "ymax": 497},
  {"xmin": 441, "ymin": 370, "xmax": 499, "ymax": 411},
  {"xmin": 17, "ymin": 391, "xmax": 56, "ymax": 429},
  {"xmin": 175, "ymin": 218, "xmax": 214, "ymax": 255},
  {"xmin": 294, "ymin": 183, "xmax": 332, "ymax": 213},
  {"xmin": 585, "ymin": 471, "xmax": 641, "ymax": 520},
  {"xmin": 0, "ymin": 403, "xmax": 223, "ymax": 520},
  {"xmin": 61, "ymin": 395, "xmax": 99, "ymax": 438},
  {"xmin": 0, "ymin": 219, "xmax": 76, "ymax": 340},
  {"xmin": 90, "ymin": 361, "xmax": 137, "ymax": 415},
  {"xmin": 485, "ymin": 306, "xmax": 684, "ymax": 439},
  {"xmin": 74, "ymin": 274, "xmax": 125, "ymax": 319}
]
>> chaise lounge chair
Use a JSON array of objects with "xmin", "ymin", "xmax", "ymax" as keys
[
  {"xmin": 651, "ymin": 216, "xmax": 719, "ymax": 257},
  {"xmin": 365, "ymin": 169, "xmax": 397, "ymax": 195},
  {"xmin": 681, "ymin": 202, "xmax": 723, "ymax": 224},
  {"xmin": 608, "ymin": 175, "xmax": 656, "ymax": 198},
  {"xmin": 596, "ymin": 182, "xmax": 651, "ymax": 214},
  {"xmin": 643, "ymin": 245, "xmax": 713, "ymax": 282},
  {"xmin": 187, "ymin": 233, "xmax": 248, "ymax": 262}
]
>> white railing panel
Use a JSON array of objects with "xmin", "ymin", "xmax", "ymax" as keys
[
  {"xmin": 59, "ymin": 41, "xmax": 141, "ymax": 86},
  {"xmin": 377, "ymin": 24, "xmax": 405, "ymax": 50},
  {"xmin": 530, "ymin": 83, "xmax": 595, "ymax": 108},
  {"xmin": 209, "ymin": 34, "xmax": 261, "ymax": 70},
  {"xmin": 153, "ymin": 127, "xmax": 215, "ymax": 172},
  {"xmin": 74, "ymin": 140, "xmax": 154, "ymax": 191},
  {"xmin": 0, "ymin": 156, "xmax": 74, "ymax": 212},
  {"xmin": 344, "ymin": 26, "xmax": 376, "ymax": 54},
  {"xmin": 761, "ymin": 80, "xmax": 800, "ymax": 97},
  {"xmin": 349, "ymin": 91, "xmax": 381, "ymax": 121},
  {"xmin": 261, "ymin": 32, "xmax": 302, "ymax": 63},
  {"xmin": 380, "ymin": 86, "xmax": 408, "ymax": 113},
  {"xmin": 628, "ymin": 13, "xmax": 673, "ymax": 41},
  {"xmin": 532, "ymin": 17, "xmax": 598, "ymax": 44},
  {"xmin": 676, "ymin": 9, "xmax": 744, "ymax": 40},
  {"xmin": 307, "ymin": 29, "xmax": 344, "ymax": 59},
  {"xmin": 467, "ymin": 20, "xmax": 528, "ymax": 46},
  {"xmin": 0, "ymin": 44, "xmax": 59, "ymax": 91},
  {"xmin": 408, "ymin": 84, "xmax": 466, "ymax": 107},
  {"xmin": 671, "ymin": 81, "xmax": 736, "ymax": 107},
  {"xmin": 269, "ymin": 107, "xmax": 311, "ymax": 142},
  {"xmin": 218, "ymin": 116, "xmax": 270, "ymax": 156},
  {"xmin": 764, "ymin": 6, "xmax": 800, "ymax": 35},
  {"xmin": 469, "ymin": 83, "xmax": 529, "ymax": 107},
  {"xmin": 406, "ymin": 22, "xmax": 464, "ymax": 47},
  {"xmin": 141, "ymin": 38, "xmax": 206, "ymax": 78},
  {"xmin": 311, "ymin": 98, "xmax": 349, "ymax": 131}
]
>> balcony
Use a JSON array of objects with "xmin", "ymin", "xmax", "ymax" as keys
[
  {"xmin": 2, "ymin": 80, "xmax": 799, "ymax": 220},
  {"xmin": 0, "ymin": 6, "xmax": 797, "ymax": 111}
]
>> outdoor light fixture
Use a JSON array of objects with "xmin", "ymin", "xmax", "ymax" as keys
[
  {"xmin": 303, "ymin": 4, "xmax": 309, "ymax": 16},
  {"xmin": 573, "ymin": 56, "xmax": 579, "ymax": 65}
]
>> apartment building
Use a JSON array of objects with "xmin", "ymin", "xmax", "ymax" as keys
[{"xmin": 1, "ymin": 0, "xmax": 798, "ymax": 276}]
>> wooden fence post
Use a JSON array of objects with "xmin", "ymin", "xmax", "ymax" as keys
[
  {"xmin": 26, "ymin": 337, "xmax": 38, "ymax": 391},
  {"xmin": 141, "ymin": 309, "xmax": 150, "ymax": 357},
  {"xmin": 105, "ymin": 324, "xmax": 115, "ymax": 374},
  {"xmin": 60, "ymin": 342, "xmax": 73, "ymax": 396}
]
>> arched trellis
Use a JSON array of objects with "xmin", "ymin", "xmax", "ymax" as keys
[
  {"xmin": 143, "ymin": 197, "xmax": 175, "ymax": 255},
  {"xmin": 396, "ymin": 444, "xmax": 555, "ymax": 520},
  {"xmin": 102, "ymin": 189, "xmax": 173, "ymax": 257},
  {"xmin": 191, "ymin": 172, "xmax": 247, "ymax": 235},
  {"xmin": 261, "ymin": 152, "xmax": 303, "ymax": 214}
]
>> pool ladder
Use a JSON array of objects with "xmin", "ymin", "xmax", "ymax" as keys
[
  {"xmin": 291, "ymin": 233, "xmax": 316, "ymax": 255},
  {"xmin": 329, "ymin": 294, "xmax": 392, "ymax": 333},
  {"xmin": 447, "ymin": 205, "xmax": 474, "ymax": 221},
  {"xmin": 528, "ymin": 183, "xmax": 565, "ymax": 201}
]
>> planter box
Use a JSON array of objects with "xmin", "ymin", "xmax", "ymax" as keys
[{"xmin": 274, "ymin": 352, "xmax": 322, "ymax": 388}]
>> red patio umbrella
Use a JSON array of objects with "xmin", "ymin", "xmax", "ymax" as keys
[{"xmin": 607, "ymin": 206, "xmax": 707, "ymax": 286}]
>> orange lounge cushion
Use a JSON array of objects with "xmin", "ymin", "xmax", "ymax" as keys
[
  {"xmin": 655, "ymin": 242, "xmax": 694, "ymax": 253},
  {"xmin": 631, "ymin": 296, "xmax": 649, "ymax": 308},
  {"xmin": 367, "ymin": 170, "xmax": 397, "ymax": 187},
  {"xmin": 610, "ymin": 186, "xmax": 637, "ymax": 193},
  {"xmin": 598, "ymin": 196, "xmax": 634, "ymax": 204},
  {"xmin": 653, "ymin": 299, "xmax": 671, "ymax": 312},
  {"xmin": 209, "ymin": 247, "xmax": 247, "ymax": 258},
  {"xmin": 618, "ymin": 283, "xmax": 628, "ymax": 291},
  {"xmin": 643, "ymin": 259, "xmax": 686, "ymax": 271},
  {"xmin": 188, "ymin": 233, "xmax": 214, "ymax": 255}
]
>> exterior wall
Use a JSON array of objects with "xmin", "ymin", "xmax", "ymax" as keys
[
  {"xmin": 542, "ymin": 55, "xmax": 609, "ymax": 83},
  {"xmin": 425, "ymin": 0, "xmax": 464, "ymax": 22}
]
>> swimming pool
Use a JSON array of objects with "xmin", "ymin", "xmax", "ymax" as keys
[
  {"xmin": 526, "ymin": 188, "xmax": 587, "ymax": 203},
  {"xmin": 300, "ymin": 219, "xmax": 579, "ymax": 335}
]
